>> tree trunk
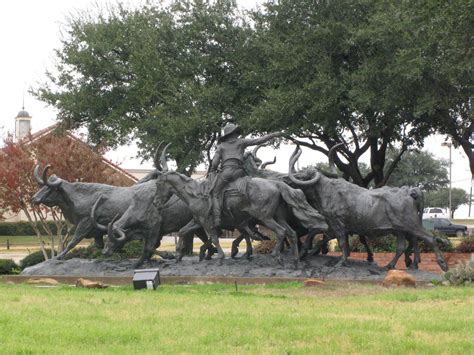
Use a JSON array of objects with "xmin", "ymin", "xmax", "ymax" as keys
[{"xmin": 21, "ymin": 205, "xmax": 48, "ymax": 260}]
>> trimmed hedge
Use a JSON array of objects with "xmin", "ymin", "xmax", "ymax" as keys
[
  {"xmin": 0, "ymin": 221, "xmax": 60, "ymax": 236},
  {"xmin": 20, "ymin": 249, "xmax": 51, "ymax": 270},
  {"xmin": 0, "ymin": 259, "xmax": 20, "ymax": 275}
]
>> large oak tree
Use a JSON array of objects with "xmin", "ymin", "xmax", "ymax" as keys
[{"xmin": 34, "ymin": 0, "xmax": 473, "ymax": 185}]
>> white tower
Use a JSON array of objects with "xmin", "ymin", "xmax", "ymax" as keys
[{"xmin": 14, "ymin": 106, "xmax": 31, "ymax": 141}]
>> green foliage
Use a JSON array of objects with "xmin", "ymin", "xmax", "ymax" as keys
[
  {"xmin": 0, "ymin": 221, "xmax": 59, "ymax": 236},
  {"xmin": 34, "ymin": 0, "xmax": 256, "ymax": 173},
  {"xmin": 20, "ymin": 250, "xmax": 50, "ymax": 270},
  {"xmin": 425, "ymin": 188, "xmax": 470, "ymax": 217},
  {"xmin": 346, "ymin": 234, "xmax": 453, "ymax": 253},
  {"xmin": 34, "ymin": 0, "xmax": 473, "ymax": 181},
  {"xmin": 66, "ymin": 240, "xmax": 144, "ymax": 260},
  {"xmin": 116, "ymin": 240, "xmax": 144, "ymax": 259},
  {"xmin": 349, "ymin": 235, "xmax": 397, "ymax": 253},
  {"xmin": 443, "ymin": 262, "xmax": 474, "ymax": 286},
  {"xmin": 0, "ymin": 259, "xmax": 20, "ymax": 275},
  {"xmin": 455, "ymin": 237, "xmax": 474, "ymax": 253},
  {"xmin": 385, "ymin": 149, "xmax": 449, "ymax": 190},
  {"xmin": 65, "ymin": 245, "xmax": 103, "ymax": 260}
]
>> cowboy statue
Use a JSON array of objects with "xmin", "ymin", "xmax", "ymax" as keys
[{"xmin": 208, "ymin": 123, "xmax": 282, "ymax": 228}]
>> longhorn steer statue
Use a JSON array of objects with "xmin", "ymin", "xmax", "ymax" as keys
[
  {"xmin": 241, "ymin": 144, "xmax": 376, "ymax": 262},
  {"xmin": 154, "ymin": 144, "xmax": 329, "ymax": 267},
  {"xmin": 288, "ymin": 145, "xmax": 448, "ymax": 271},
  {"xmin": 94, "ymin": 193, "xmax": 218, "ymax": 266},
  {"xmin": 31, "ymin": 164, "xmax": 156, "ymax": 259}
]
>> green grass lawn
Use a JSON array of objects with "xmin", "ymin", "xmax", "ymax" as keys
[{"xmin": 0, "ymin": 282, "xmax": 472, "ymax": 354}]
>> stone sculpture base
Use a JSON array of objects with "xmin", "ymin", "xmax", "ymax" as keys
[{"xmin": 21, "ymin": 253, "xmax": 441, "ymax": 281}]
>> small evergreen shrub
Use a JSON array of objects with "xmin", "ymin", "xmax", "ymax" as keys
[
  {"xmin": 117, "ymin": 240, "xmax": 144, "ymax": 258},
  {"xmin": 455, "ymin": 237, "xmax": 474, "ymax": 253},
  {"xmin": 442, "ymin": 261, "xmax": 473, "ymax": 286},
  {"xmin": 65, "ymin": 240, "xmax": 144, "ymax": 260},
  {"xmin": 0, "ymin": 259, "xmax": 20, "ymax": 275},
  {"xmin": 20, "ymin": 249, "xmax": 51, "ymax": 270},
  {"xmin": 65, "ymin": 245, "xmax": 103, "ymax": 260}
]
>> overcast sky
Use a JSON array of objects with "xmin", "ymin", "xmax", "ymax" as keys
[{"xmin": 0, "ymin": 0, "xmax": 471, "ymax": 216}]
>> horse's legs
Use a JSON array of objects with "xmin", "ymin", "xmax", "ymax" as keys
[
  {"xmin": 239, "ymin": 225, "xmax": 255, "ymax": 260},
  {"xmin": 358, "ymin": 235, "xmax": 374, "ymax": 263},
  {"xmin": 195, "ymin": 228, "xmax": 215, "ymax": 260},
  {"xmin": 386, "ymin": 233, "xmax": 406, "ymax": 269},
  {"xmin": 204, "ymin": 225, "xmax": 225, "ymax": 264}
]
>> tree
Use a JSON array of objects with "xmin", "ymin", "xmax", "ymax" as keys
[
  {"xmin": 407, "ymin": 1, "xmax": 474, "ymax": 182},
  {"xmin": 34, "ymin": 0, "xmax": 256, "ymax": 174},
  {"xmin": 242, "ymin": 0, "xmax": 441, "ymax": 188},
  {"xmin": 425, "ymin": 188, "xmax": 469, "ymax": 219},
  {"xmin": 0, "ymin": 130, "xmax": 133, "ymax": 259},
  {"xmin": 385, "ymin": 149, "xmax": 448, "ymax": 191},
  {"xmin": 33, "ymin": 0, "xmax": 473, "ymax": 183}
]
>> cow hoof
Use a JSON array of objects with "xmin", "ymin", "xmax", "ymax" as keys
[{"xmin": 231, "ymin": 248, "xmax": 239, "ymax": 258}]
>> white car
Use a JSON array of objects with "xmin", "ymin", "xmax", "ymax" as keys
[{"xmin": 423, "ymin": 207, "xmax": 450, "ymax": 219}]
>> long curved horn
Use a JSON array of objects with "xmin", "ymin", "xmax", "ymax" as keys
[
  {"xmin": 288, "ymin": 145, "xmax": 321, "ymax": 185},
  {"xmin": 33, "ymin": 165, "xmax": 44, "ymax": 185},
  {"xmin": 42, "ymin": 165, "xmax": 62, "ymax": 188},
  {"xmin": 107, "ymin": 215, "xmax": 127, "ymax": 242},
  {"xmin": 328, "ymin": 143, "xmax": 344, "ymax": 175},
  {"xmin": 261, "ymin": 157, "xmax": 276, "ymax": 170},
  {"xmin": 252, "ymin": 144, "xmax": 263, "ymax": 159},
  {"xmin": 90, "ymin": 196, "xmax": 107, "ymax": 232},
  {"xmin": 160, "ymin": 143, "xmax": 171, "ymax": 172},
  {"xmin": 153, "ymin": 142, "xmax": 164, "ymax": 170}
]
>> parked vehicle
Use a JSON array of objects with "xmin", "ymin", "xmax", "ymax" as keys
[
  {"xmin": 422, "ymin": 218, "xmax": 467, "ymax": 237},
  {"xmin": 423, "ymin": 207, "xmax": 450, "ymax": 219}
]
